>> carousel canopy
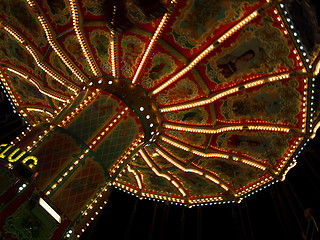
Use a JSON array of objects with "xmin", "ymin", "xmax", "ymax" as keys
[{"xmin": 0, "ymin": 0, "xmax": 320, "ymax": 206}]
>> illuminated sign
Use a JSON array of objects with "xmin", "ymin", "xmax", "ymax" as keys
[{"xmin": 0, "ymin": 144, "xmax": 38, "ymax": 169}]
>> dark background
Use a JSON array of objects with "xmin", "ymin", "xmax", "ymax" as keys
[{"xmin": 1, "ymin": 1, "xmax": 320, "ymax": 239}]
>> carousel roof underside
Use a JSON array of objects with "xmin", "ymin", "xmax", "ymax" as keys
[{"xmin": 1, "ymin": 0, "xmax": 320, "ymax": 206}]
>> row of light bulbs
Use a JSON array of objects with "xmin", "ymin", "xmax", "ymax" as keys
[
  {"xmin": 164, "ymin": 123, "xmax": 290, "ymax": 134},
  {"xmin": 110, "ymin": 32, "xmax": 118, "ymax": 78},
  {"xmin": 132, "ymin": 11, "xmax": 171, "ymax": 84},
  {"xmin": 154, "ymin": 147, "xmax": 230, "ymax": 191},
  {"xmin": 72, "ymin": 139, "xmax": 174, "ymax": 238},
  {"xmin": 152, "ymin": 9, "xmax": 260, "ymax": 95},
  {"xmin": 139, "ymin": 149, "xmax": 187, "ymax": 196},
  {"xmin": 26, "ymin": 107, "xmax": 53, "ymax": 118},
  {"xmin": 235, "ymin": 176, "xmax": 274, "ymax": 197},
  {"xmin": 28, "ymin": 42, "xmax": 78, "ymax": 94},
  {"xmin": 4, "ymin": 67, "xmax": 69, "ymax": 129},
  {"xmin": 109, "ymin": 133, "xmax": 144, "ymax": 176},
  {"xmin": 46, "ymin": 106, "xmax": 131, "ymax": 195},
  {"xmin": 69, "ymin": 0, "xmax": 100, "ymax": 77},
  {"xmin": 68, "ymin": 129, "xmax": 148, "ymax": 237},
  {"xmin": 160, "ymin": 73, "xmax": 291, "ymax": 113},
  {"xmin": 127, "ymin": 165, "xmax": 143, "ymax": 189},
  {"xmin": 26, "ymin": 125, "xmax": 55, "ymax": 153},
  {"xmin": 59, "ymin": 90, "xmax": 100, "ymax": 127},
  {"xmin": 279, "ymin": 3, "xmax": 312, "ymax": 71},
  {"xmin": 36, "ymin": 14, "xmax": 86, "ymax": 83},
  {"xmin": 160, "ymin": 136, "xmax": 267, "ymax": 170},
  {"xmin": 280, "ymin": 0, "xmax": 319, "ymax": 163}
]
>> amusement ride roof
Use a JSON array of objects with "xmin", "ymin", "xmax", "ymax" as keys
[{"xmin": 0, "ymin": 0, "xmax": 320, "ymax": 209}]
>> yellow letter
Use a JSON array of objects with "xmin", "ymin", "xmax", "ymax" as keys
[
  {"xmin": 8, "ymin": 148, "xmax": 26, "ymax": 163},
  {"xmin": 0, "ymin": 145, "xmax": 12, "ymax": 159},
  {"xmin": 22, "ymin": 156, "xmax": 38, "ymax": 169}
]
